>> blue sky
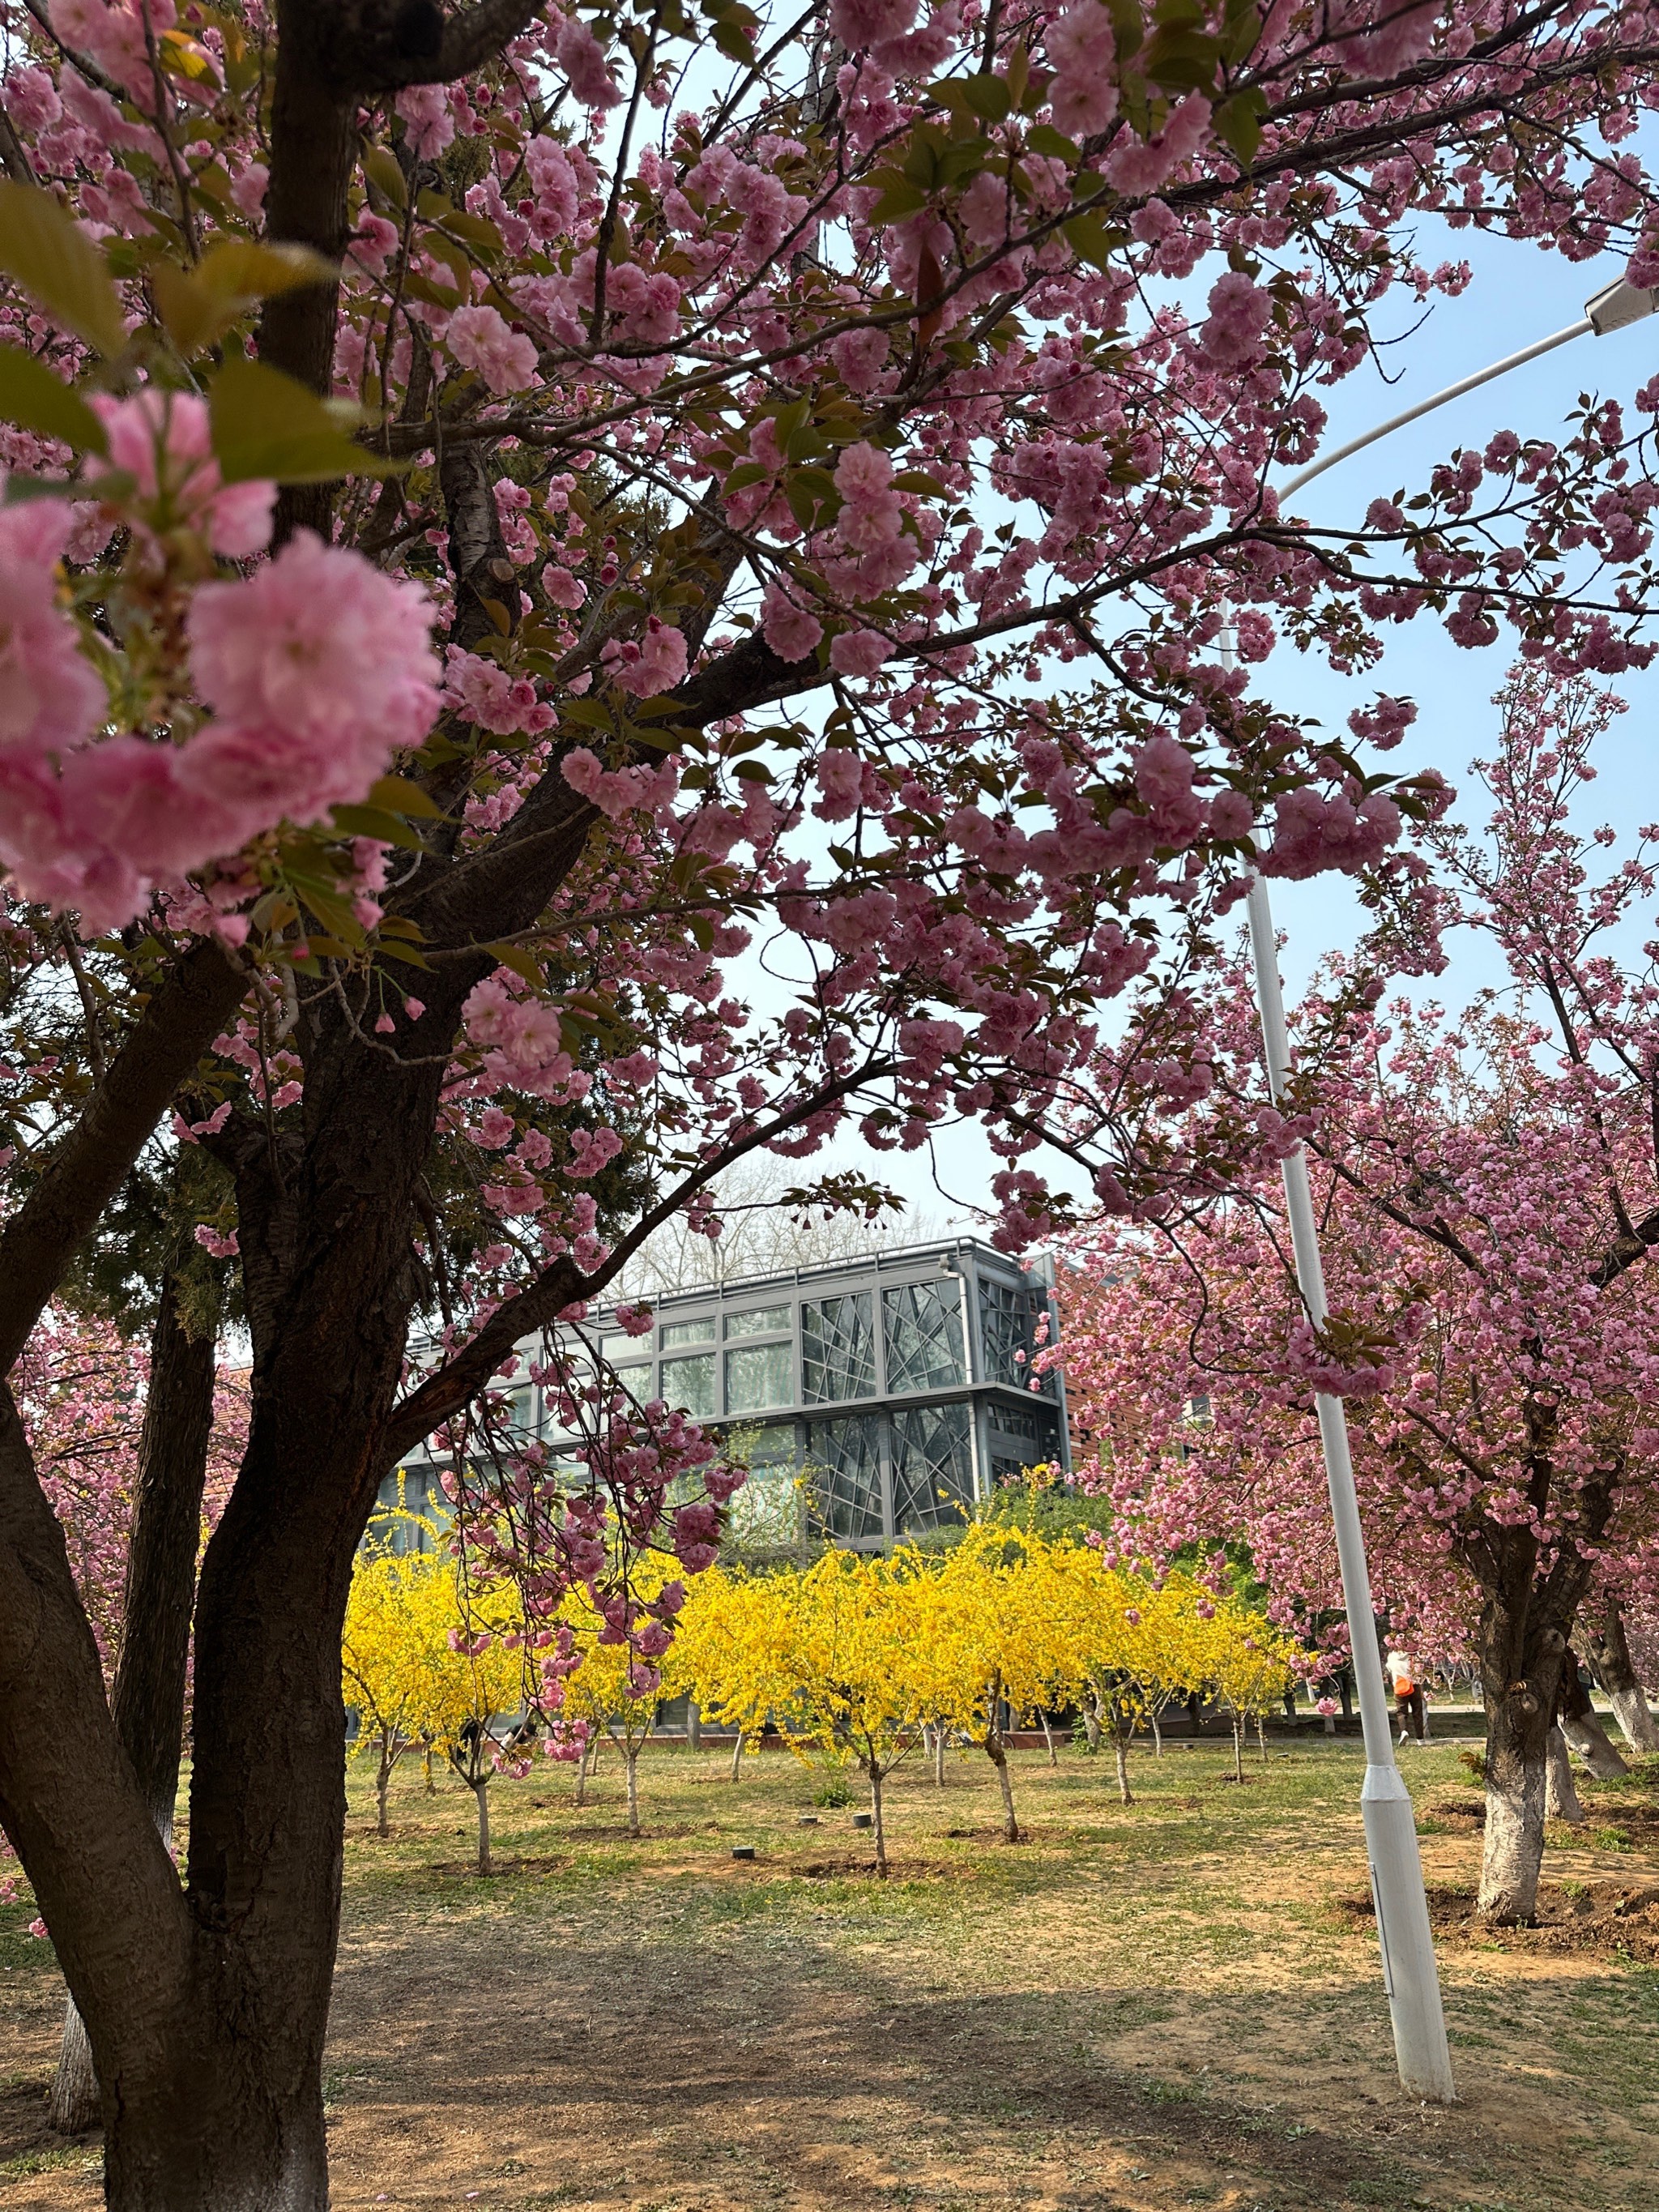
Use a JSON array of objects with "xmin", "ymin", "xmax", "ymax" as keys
[{"xmin": 807, "ymin": 215, "xmax": 1659, "ymax": 1232}]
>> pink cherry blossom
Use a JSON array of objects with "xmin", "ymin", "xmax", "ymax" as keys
[{"xmin": 447, "ymin": 305, "xmax": 540, "ymax": 395}]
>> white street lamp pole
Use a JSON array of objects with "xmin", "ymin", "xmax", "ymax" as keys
[{"xmin": 1226, "ymin": 267, "xmax": 1656, "ymax": 2106}]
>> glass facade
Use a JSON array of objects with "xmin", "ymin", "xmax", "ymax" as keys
[
  {"xmin": 724, "ymin": 1339, "xmax": 792, "ymax": 1413},
  {"xmin": 406, "ymin": 1241, "xmax": 1068, "ymax": 1556},
  {"xmin": 891, "ymin": 1400, "xmax": 974, "ymax": 1531},
  {"xmin": 725, "ymin": 1304, "xmax": 791, "ymax": 1337},
  {"xmin": 804, "ymin": 1413, "xmax": 884, "ymax": 1539},
  {"xmin": 660, "ymin": 1351, "xmax": 716, "ymax": 1418},
  {"xmin": 883, "ymin": 1278, "xmax": 965, "ymax": 1392},
  {"xmin": 801, "ymin": 1291, "xmax": 876, "ymax": 1403},
  {"xmin": 662, "ymin": 1317, "xmax": 714, "ymax": 1347}
]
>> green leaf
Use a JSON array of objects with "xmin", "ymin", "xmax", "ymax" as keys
[
  {"xmin": 0, "ymin": 181, "xmax": 128, "ymax": 359},
  {"xmin": 869, "ymin": 177, "xmax": 932, "ymax": 224},
  {"xmin": 367, "ymin": 774, "xmax": 445, "ymax": 818},
  {"xmin": 328, "ymin": 802, "xmax": 429, "ymax": 852},
  {"xmin": 1212, "ymin": 88, "xmax": 1266, "ymax": 168},
  {"xmin": 208, "ymin": 357, "xmax": 398, "ymax": 485},
  {"xmin": 484, "ymin": 941, "xmax": 545, "ymax": 986},
  {"xmin": 0, "ymin": 344, "xmax": 109, "ymax": 455},
  {"xmin": 363, "ymin": 144, "xmax": 409, "ymax": 210},
  {"xmin": 962, "ymin": 73, "xmax": 1013, "ymax": 124},
  {"xmin": 711, "ymin": 15, "xmax": 755, "ymax": 61},
  {"xmin": 1064, "ymin": 212, "xmax": 1120, "ymax": 272},
  {"xmin": 1025, "ymin": 125, "xmax": 1079, "ymax": 161}
]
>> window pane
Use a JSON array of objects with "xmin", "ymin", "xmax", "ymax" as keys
[
  {"xmin": 892, "ymin": 1401, "xmax": 974, "ymax": 1532},
  {"xmin": 804, "ymin": 1415, "xmax": 884, "ymax": 1539},
  {"xmin": 662, "ymin": 1317, "xmax": 714, "ymax": 1347},
  {"xmin": 661, "ymin": 1352, "xmax": 716, "ymax": 1418},
  {"xmin": 729, "ymin": 1424, "xmax": 804, "ymax": 1551},
  {"xmin": 725, "ymin": 1340, "xmax": 792, "ymax": 1413},
  {"xmin": 977, "ymin": 1277, "xmax": 1053, "ymax": 1390},
  {"xmin": 724, "ymin": 1305, "xmax": 792, "ymax": 1339},
  {"xmin": 801, "ymin": 1292, "xmax": 875, "ymax": 1403},
  {"xmin": 882, "ymin": 1279, "xmax": 964, "ymax": 1392}
]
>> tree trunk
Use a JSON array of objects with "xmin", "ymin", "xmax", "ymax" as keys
[
  {"xmin": 424, "ymin": 1735, "xmax": 436, "ymax": 1793},
  {"xmin": 730, "ymin": 1732, "xmax": 744, "ymax": 1781},
  {"xmin": 986, "ymin": 1738, "xmax": 1020, "ymax": 1842},
  {"xmin": 1231, "ymin": 1719, "xmax": 1243, "ymax": 1783},
  {"xmin": 625, "ymin": 1743, "xmax": 641, "ymax": 1837},
  {"xmin": 687, "ymin": 1700, "xmax": 701, "ymax": 1753},
  {"xmin": 868, "ymin": 1762, "xmax": 887, "ymax": 1876},
  {"xmin": 1113, "ymin": 1730, "xmax": 1133, "ymax": 1806},
  {"xmin": 1149, "ymin": 1703, "xmax": 1162, "ymax": 1757},
  {"xmin": 934, "ymin": 1722, "xmax": 947, "ymax": 1785},
  {"xmin": 376, "ymin": 1734, "xmax": 393, "ymax": 1840},
  {"xmin": 1256, "ymin": 1715, "xmax": 1269, "ymax": 1763},
  {"xmin": 1585, "ymin": 1599, "xmax": 1659, "ymax": 1752},
  {"xmin": 1038, "ymin": 1710, "xmax": 1058, "ymax": 1766},
  {"xmin": 51, "ymin": 1275, "xmax": 216, "ymax": 2137},
  {"xmin": 1477, "ymin": 1624, "xmax": 1561, "ymax": 1924},
  {"xmin": 1559, "ymin": 1649, "xmax": 1627, "ymax": 1777},
  {"xmin": 1544, "ymin": 1724, "xmax": 1584, "ymax": 1822},
  {"xmin": 1082, "ymin": 1697, "xmax": 1102, "ymax": 1753},
  {"xmin": 473, "ymin": 1779, "xmax": 492, "ymax": 1876}
]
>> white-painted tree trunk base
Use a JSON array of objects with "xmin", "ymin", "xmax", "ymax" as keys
[
  {"xmin": 1559, "ymin": 1710, "xmax": 1627, "ymax": 1778},
  {"xmin": 1545, "ymin": 1724, "xmax": 1584, "ymax": 1822},
  {"xmin": 1478, "ymin": 1758, "xmax": 1546, "ymax": 1921},
  {"xmin": 1607, "ymin": 1685, "xmax": 1659, "ymax": 1753}
]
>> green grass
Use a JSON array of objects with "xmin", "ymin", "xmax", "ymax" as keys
[{"xmin": 3, "ymin": 1734, "xmax": 1657, "ymax": 2210}]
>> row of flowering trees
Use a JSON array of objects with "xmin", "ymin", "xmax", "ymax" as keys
[
  {"xmin": 337, "ymin": 1515, "xmax": 1303, "ymax": 1875},
  {"xmin": 1052, "ymin": 665, "xmax": 1659, "ymax": 1927},
  {"xmin": 9, "ymin": 0, "xmax": 1659, "ymax": 2193},
  {"xmin": 678, "ymin": 1533, "xmax": 1302, "ymax": 1868}
]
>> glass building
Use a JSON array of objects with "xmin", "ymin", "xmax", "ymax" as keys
[{"xmin": 386, "ymin": 1238, "xmax": 1068, "ymax": 1551}]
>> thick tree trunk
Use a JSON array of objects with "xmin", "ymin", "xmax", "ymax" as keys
[
  {"xmin": 868, "ymin": 1763, "xmax": 887, "ymax": 1876},
  {"xmin": 51, "ymin": 1276, "xmax": 216, "ymax": 2137},
  {"xmin": 1559, "ymin": 1650, "xmax": 1627, "ymax": 1778},
  {"xmin": 730, "ymin": 1732, "xmax": 744, "ymax": 1781},
  {"xmin": 1586, "ymin": 1599, "xmax": 1659, "ymax": 1751},
  {"xmin": 1477, "ymin": 1603, "xmax": 1563, "ymax": 1924},
  {"xmin": 1544, "ymin": 1725, "xmax": 1584, "ymax": 1822},
  {"xmin": 687, "ymin": 1700, "xmax": 701, "ymax": 1753},
  {"xmin": 1082, "ymin": 1697, "xmax": 1102, "ymax": 1753},
  {"xmin": 934, "ymin": 1722, "xmax": 947, "ymax": 1785}
]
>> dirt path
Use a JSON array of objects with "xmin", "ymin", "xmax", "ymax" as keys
[{"xmin": 3, "ymin": 1743, "xmax": 1657, "ymax": 2211}]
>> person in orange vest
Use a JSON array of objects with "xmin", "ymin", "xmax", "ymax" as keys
[{"xmin": 1385, "ymin": 1649, "xmax": 1427, "ymax": 1743}]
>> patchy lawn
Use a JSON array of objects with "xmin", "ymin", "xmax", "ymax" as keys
[{"xmin": 3, "ymin": 1734, "xmax": 1657, "ymax": 2211}]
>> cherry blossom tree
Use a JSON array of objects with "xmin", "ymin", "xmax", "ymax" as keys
[
  {"xmin": 7, "ymin": 2, "xmax": 1659, "ymax": 2201},
  {"xmin": 1056, "ymin": 664, "xmax": 1659, "ymax": 1924}
]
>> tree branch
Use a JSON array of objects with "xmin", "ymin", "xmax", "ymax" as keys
[{"xmin": 0, "ymin": 937, "xmax": 246, "ymax": 1378}]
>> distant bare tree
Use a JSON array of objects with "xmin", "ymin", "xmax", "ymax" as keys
[{"xmin": 611, "ymin": 1156, "xmax": 949, "ymax": 1303}]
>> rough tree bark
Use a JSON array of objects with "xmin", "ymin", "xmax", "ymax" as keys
[
  {"xmin": 1557, "ymin": 1647, "xmax": 1627, "ymax": 1778},
  {"xmin": 981, "ymin": 1673, "xmax": 1021, "ymax": 1842},
  {"xmin": 48, "ymin": 1279, "xmax": 218, "ymax": 2136},
  {"xmin": 1585, "ymin": 1598, "xmax": 1659, "ymax": 1752},
  {"xmin": 1544, "ymin": 1724, "xmax": 1584, "ymax": 1823}
]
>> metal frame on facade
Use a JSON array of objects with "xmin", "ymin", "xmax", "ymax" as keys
[{"xmin": 382, "ymin": 1238, "xmax": 1068, "ymax": 1551}]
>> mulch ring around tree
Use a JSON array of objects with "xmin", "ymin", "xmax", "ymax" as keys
[{"xmin": 1333, "ymin": 1878, "xmax": 1659, "ymax": 1960}]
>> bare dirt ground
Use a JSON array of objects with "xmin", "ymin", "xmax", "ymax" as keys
[{"xmin": 4, "ymin": 1737, "xmax": 1657, "ymax": 2212}]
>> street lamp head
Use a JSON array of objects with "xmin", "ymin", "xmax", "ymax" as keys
[{"xmin": 1585, "ymin": 275, "xmax": 1658, "ymax": 335}]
